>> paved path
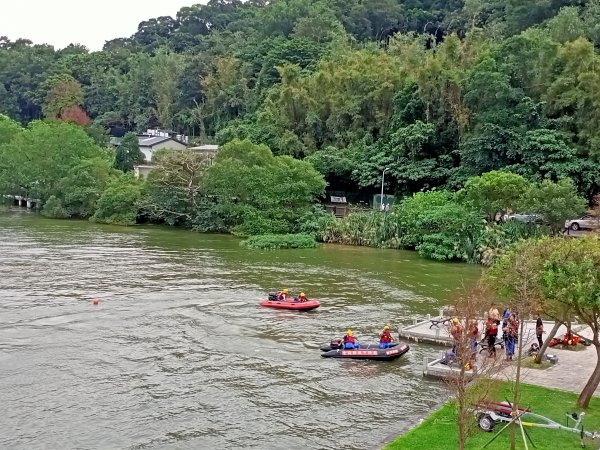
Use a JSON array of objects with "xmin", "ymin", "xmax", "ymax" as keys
[{"xmin": 497, "ymin": 326, "xmax": 600, "ymax": 396}]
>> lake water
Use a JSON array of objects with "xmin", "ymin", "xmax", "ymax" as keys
[{"xmin": 0, "ymin": 209, "xmax": 480, "ymax": 449}]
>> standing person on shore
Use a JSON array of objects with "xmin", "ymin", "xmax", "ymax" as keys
[
  {"xmin": 450, "ymin": 318, "xmax": 463, "ymax": 354},
  {"xmin": 488, "ymin": 302, "xmax": 500, "ymax": 327},
  {"xmin": 468, "ymin": 320, "xmax": 479, "ymax": 360},
  {"xmin": 501, "ymin": 307, "xmax": 511, "ymax": 340},
  {"xmin": 484, "ymin": 317, "xmax": 498, "ymax": 357},
  {"xmin": 504, "ymin": 313, "xmax": 519, "ymax": 361},
  {"xmin": 536, "ymin": 316, "xmax": 544, "ymax": 347}
]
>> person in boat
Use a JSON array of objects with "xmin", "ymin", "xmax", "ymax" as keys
[
  {"xmin": 379, "ymin": 325, "xmax": 393, "ymax": 348},
  {"xmin": 277, "ymin": 288, "xmax": 289, "ymax": 301},
  {"xmin": 341, "ymin": 330, "xmax": 360, "ymax": 349},
  {"xmin": 296, "ymin": 292, "xmax": 308, "ymax": 302}
]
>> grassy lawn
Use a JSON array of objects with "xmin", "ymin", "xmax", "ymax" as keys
[{"xmin": 385, "ymin": 382, "xmax": 600, "ymax": 449}]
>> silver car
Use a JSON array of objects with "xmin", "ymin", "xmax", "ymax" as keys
[
  {"xmin": 503, "ymin": 213, "xmax": 544, "ymax": 224},
  {"xmin": 565, "ymin": 215, "xmax": 600, "ymax": 231}
]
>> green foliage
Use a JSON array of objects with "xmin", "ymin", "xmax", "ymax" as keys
[
  {"xmin": 141, "ymin": 150, "xmax": 211, "ymax": 226},
  {"xmin": 114, "ymin": 132, "xmax": 145, "ymax": 172},
  {"xmin": 479, "ymin": 220, "xmax": 548, "ymax": 266},
  {"xmin": 41, "ymin": 195, "xmax": 69, "ymax": 219},
  {"xmin": 520, "ymin": 178, "xmax": 587, "ymax": 232},
  {"xmin": 204, "ymin": 139, "xmax": 326, "ymax": 234},
  {"xmin": 54, "ymin": 158, "xmax": 113, "ymax": 218},
  {"xmin": 0, "ymin": 120, "xmax": 107, "ymax": 201},
  {"xmin": 92, "ymin": 174, "xmax": 141, "ymax": 225},
  {"xmin": 3, "ymin": 0, "xmax": 600, "ymax": 239},
  {"xmin": 241, "ymin": 233, "xmax": 317, "ymax": 249},
  {"xmin": 385, "ymin": 382, "xmax": 600, "ymax": 450},
  {"xmin": 0, "ymin": 114, "xmax": 22, "ymax": 145},
  {"xmin": 41, "ymin": 73, "xmax": 85, "ymax": 120},
  {"xmin": 460, "ymin": 171, "xmax": 530, "ymax": 222},
  {"xmin": 487, "ymin": 236, "xmax": 600, "ymax": 407},
  {"xmin": 397, "ymin": 191, "xmax": 484, "ymax": 258}
]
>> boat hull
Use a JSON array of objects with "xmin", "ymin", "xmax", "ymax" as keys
[
  {"xmin": 322, "ymin": 343, "xmax": 410, "ymax": 360},
  {"xmin": 259, "ymin": 299, "xmax": 321, "ymax": 310}
]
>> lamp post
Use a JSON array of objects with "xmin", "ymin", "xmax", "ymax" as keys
[{"xmin": 380, "ymin": 168, "xmax": 389, "ymax": 211}]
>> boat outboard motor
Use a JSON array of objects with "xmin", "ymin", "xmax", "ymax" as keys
[
  {"xmin": 330, "ymin": 339, "xmax": 342, "ymax": 349},
  {"xmin": 268, "ymin": 292, "xmax": 278, "ymax": 301}
]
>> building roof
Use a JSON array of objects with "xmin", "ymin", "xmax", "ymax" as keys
[
  {"xmin": 188, "ymin": 144, "xmax": 219, "ymax": 152},
  {"xmin": 138, "ymin": 136, "xmax": 186, "ymax": 147}
]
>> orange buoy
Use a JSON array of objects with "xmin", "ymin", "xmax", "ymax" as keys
[{"xmin": 92, "ymin": 298, "xmax": 100, "ymax": 305}]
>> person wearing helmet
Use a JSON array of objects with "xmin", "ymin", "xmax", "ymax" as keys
[
  {"xmin": 450, "ymin": 317, "xmax": 463, "ymax": 354},
  {"xmin": 277, "ymin": 288, "xmax": 289, "ymax": 301},
  {"xmin": 484, "ymin": 316, "xmax": 499, "ymax": 357},
  {"xmin": 341, "ymin": 330, "xmax": 359, "ymax": 349},
  {"xmin": 379, "ymin": 325, "xmax": 394, "ymax": 349},
  {"xmin": 297, "ymin": 292, "xmax": 308, "ymax": 302}
]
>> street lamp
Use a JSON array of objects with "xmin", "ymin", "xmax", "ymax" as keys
[{"xmin": 380, "ymin": 168, "xmax": 389, "ymax": 211}]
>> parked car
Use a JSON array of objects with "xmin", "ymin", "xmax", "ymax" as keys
[
  {"xmin": 565, "ymin": 215, "xmax": 600, "ymax": 231},
  {"xmin": 502, "ymin": 213, "xmax": 544, "ymax": 224}
]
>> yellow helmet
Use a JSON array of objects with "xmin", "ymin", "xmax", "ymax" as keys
[
  {"xmin": 300, "ymin": 292, "xmax": 305, "ymax": 296},
  {"xmin": 283, "ymin": 288, "xmax": 288, "ymax": 293},
  {"xmin": 384, "ymin": 325, "xmax": 390, "ymax": 330},
  {"xmin": 452, "ymin": 317, "xmax": 459, "ymax": 324},
  {"xmin": 347, "ymin": 330, "xmax": 353, "ymax": 336}
]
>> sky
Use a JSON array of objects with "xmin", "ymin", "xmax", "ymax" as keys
[{"xmin": 0, "ymin": 0, "xmax": 207, "ymax": 51}]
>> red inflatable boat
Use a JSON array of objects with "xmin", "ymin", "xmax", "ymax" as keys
[{"xmin": 259, "ymin": 299, "xmax": 321, "ymax": 310}]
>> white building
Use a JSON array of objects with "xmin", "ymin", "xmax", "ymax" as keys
[{"xmin": 138, "ymin": 135, "xmax": 188, "ymax": 163}]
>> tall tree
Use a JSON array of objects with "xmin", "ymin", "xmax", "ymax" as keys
[
  {"xmin": 41, "ymin": 73, "xmax": 89, "ymax": 124},
  {"xmin": 114, "ymin": 132, "xmax": 144, "ymax": 172}
]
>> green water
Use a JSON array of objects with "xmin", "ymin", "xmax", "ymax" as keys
[{"xmin": 0, "ymin": 208, "xmax": 480, "ymax": 449}]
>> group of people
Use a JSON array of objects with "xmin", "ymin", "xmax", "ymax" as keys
[
  {"xmin": 449, "ymin": 302, "xmax": 541, "ymax": 362},
  {"xmin": 485, "ymin": 302, "xmax": 524, "ymax": 361},
  {"xmin": 340, "ymin": 325, "xmax": 394, "ymax": 349},
  {"xmin": 276, "ymin": 289, "xmax": 308, "ymax": 302}
]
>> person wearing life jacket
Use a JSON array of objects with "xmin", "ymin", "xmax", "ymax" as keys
[
  {"xmin": 277, "ymin": 288, "xmax": 288, "ymax": 301},
  {"xmin": 468, "ymin": 320, "xmax": 479, "ymax": 359},
  {"xmin": 379, "ymin": 325, "xmax": 393, "ymax": 349},
  {"xmin": 450, "ymin": 318, "xmax": 463, "ymax": 354},
  {"xmin": 503, "ymin": 313, "xmax": 519, "ymax": 361},
  {"xmin": 342, "ymin": 330, "xmax": 359, "ymax": 349},
  {"xmin": 485, "ymin": 317, "xmax": 499, "ymax": 357},
  {"xmin": 297, "ymin": 292, "xmax": 308, "ymax": 302}
]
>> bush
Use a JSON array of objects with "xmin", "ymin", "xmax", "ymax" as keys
[
  {"xmin": 92, "ymin": 174, "xmax": 141, "ymax": 225},
  {"xmin": 41, "ymin": 195, "xmax": 69, "ymax": 219},
  {"xmin": 241, "ymin": 233, "xmax": 318, "ymax": 249},
  {"xmin": 232, "ymin": 207, "xmax": 293, "ymax": 236}
]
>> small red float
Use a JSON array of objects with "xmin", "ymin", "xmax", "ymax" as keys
[{"xmin": 92, "ymin": 298, "xmax": 100, "ymax": 305}]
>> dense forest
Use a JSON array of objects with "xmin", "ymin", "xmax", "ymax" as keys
[
  {"xmin": 2, "ymin": 0, "xmax": 600, "ymax": 196},
  {"xmin": 0, "ymin": 0, "xmax": 599, "ymax": 261}
]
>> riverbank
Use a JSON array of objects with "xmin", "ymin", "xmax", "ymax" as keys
[{"xmin": 384, "ymin": 382, "xmax": 600, "ymax": 449}]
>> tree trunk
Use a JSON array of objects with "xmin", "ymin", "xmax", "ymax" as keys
[
  {"xmin": 534, "ymin": 320, "xmax": 561, "ymax": 364},
  {"xmin": 456, "ymin": 342, "xmax": 468, "ymax": 450},
  {"xmin": 577, "ymin": 342, "xmax": 600, "ymax": 409},
  {"xmin": 457, "ymin": 371, "xmax": 466, "ymax": 450},
  {"xmin": 510, "ymin": 320, "xmax": 526, "ymax": 450}
]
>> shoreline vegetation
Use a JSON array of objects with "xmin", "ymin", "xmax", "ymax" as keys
[{"xmin": 2, "ymin": 0, "xmax": 600, "ymax": 261}]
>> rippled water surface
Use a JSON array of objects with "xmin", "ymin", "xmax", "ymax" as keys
[{"xmin": 0, "ymin": 209, "xmax": 480, "ymax": 449}]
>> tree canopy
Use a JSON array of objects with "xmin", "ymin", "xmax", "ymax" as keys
[{"xmin": 1, "ymin": 0, "xmax": 600, "ymax": 199}]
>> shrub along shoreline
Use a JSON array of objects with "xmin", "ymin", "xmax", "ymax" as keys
[{"xmin": 0, "ymin": 116, "xmax": 587, "ymax": 265}]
